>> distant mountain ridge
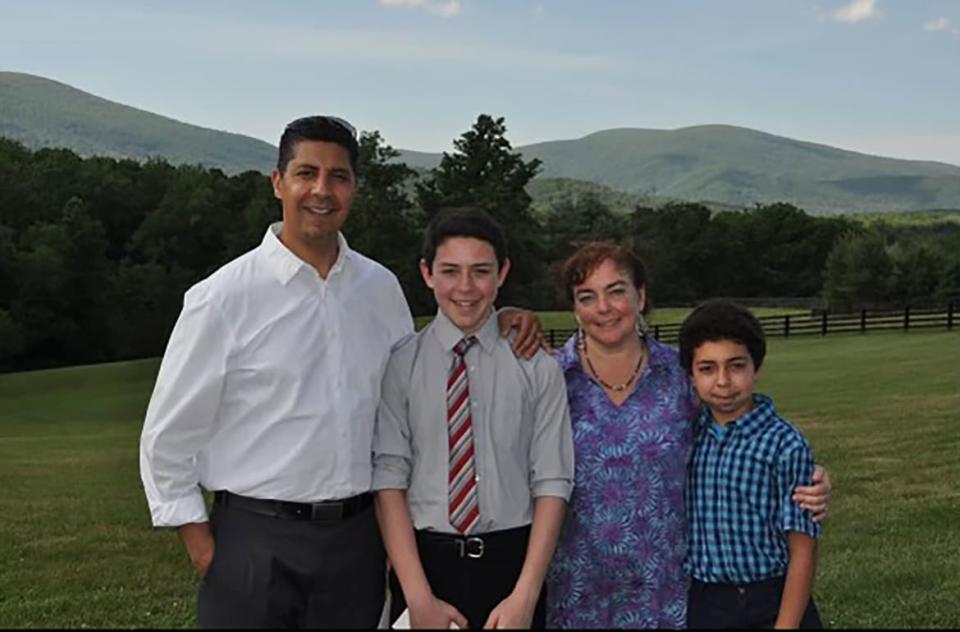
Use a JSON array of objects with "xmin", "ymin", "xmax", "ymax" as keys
[
  {"xmin": 0, "ymin": 71, "xmax": 276, "ymax": 173},
  {"xmin": 3, "ymin": 71, "xmax": 960, "ymax": 214},
  {"xmin": 400, "ymin": 125, "xmax": 960, "ymax": 214}
]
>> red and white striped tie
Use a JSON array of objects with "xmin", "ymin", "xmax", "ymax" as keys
[{"xmin": 448, "ymin": 336, "xmax": 479, "ymax": 534}]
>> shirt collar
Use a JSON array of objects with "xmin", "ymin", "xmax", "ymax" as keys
[
  {"xmin": 259, "ymin": 222, "xmax": 352, "ymax": 285},
  {"xmin": 696, "ymin": 393, "xmax": 777, "ymax": 437},
  {"xmin": 430, "ymin": 308, "xmax": 499, "ymax": 355}
]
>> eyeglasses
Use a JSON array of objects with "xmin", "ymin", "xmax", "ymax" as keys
[{"xmin": 286, "ymin": 115, "xmax": 357, "ymax": 139}]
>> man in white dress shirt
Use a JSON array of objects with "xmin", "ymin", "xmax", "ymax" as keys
[
  {"xmin": 139, "ymin": 116, "xmax": 542, "ymax": 628},
  {"xmin": 140, "ymin": 115, "xmax": 408, "ymax": 628}
]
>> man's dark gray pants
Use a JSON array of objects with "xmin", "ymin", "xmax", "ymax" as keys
[{"xmin": 197, "ymin": 501, "xmax": 385, "ymax": 629}]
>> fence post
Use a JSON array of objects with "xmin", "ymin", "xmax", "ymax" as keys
[
  {"xmin": 547, "ymin": 329, "xmax": 556, "ymax": 348},
  {"xmin": 784, "ymin": 314, "xmax": 790, "ymax": 339},
  {"xmin": 860, "ymin": 308, "xmax": 867, "ymax": 334},
  {"xmin": 949, "ymin": 302, "xmax": 954, "ymax": 331},
  {"xmin": 904, "ymin": 305, "xmax": 911, "ymax": 332},
  {"xmin": 654, "ymin": 324, "xmax": 661, "ymax": 340},
  {"xmin": 821, "ymin": 311, "xmax": 828, "ymax": 336}
]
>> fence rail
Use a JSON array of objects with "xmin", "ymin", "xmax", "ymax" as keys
[{"xmin": 544, "ymin": 303, "xmax": 956, "ymax": 348}]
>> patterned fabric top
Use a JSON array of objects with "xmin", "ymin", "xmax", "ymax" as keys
[
  {"xmin": 684, "ymin": 394, "xmax": 820, "ymax": 585},
  {"xmin": 546, "ymin": 334, "xmax": 699, "ymax": 629}
]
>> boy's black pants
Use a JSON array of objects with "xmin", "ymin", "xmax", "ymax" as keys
[
  {"xmin": 388, "ymin": 525, "xmax": 546, "ymax": 629},
  {"xmin": 687, "ymin": 576, "xmax": 822, "ymax": 629}
]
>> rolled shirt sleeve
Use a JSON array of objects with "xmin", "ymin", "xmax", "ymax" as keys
[
  {"xmin": 139, "ymin": 285, "xmax": 232, "ymax": 527},
  {"xmin": 528, "ymin": 353, "xmax": 575, "ymax": 501},
  {"xmin": 372, "ymin": 336, "xmax": 415, "ymax": 492},
  {"xmin": 777, "ymin": 441, "xmax": 821, "ymax": 539}
]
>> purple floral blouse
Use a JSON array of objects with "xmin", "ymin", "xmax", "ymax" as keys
[{"xmin": 546, "ymin": 335, "xmax": 698, "ymax": 629}]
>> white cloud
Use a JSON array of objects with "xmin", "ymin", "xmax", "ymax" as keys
[
  {"xmin": 923, "ymin": 17, "xmax": 960, "ymax": 34},
  {"xmin": 378, "ymin": 0, "xmax": 463, "ymax": 18},
  {"xmin": 832, "ymin": 0, "xmax": 880, "ymax": 24}
]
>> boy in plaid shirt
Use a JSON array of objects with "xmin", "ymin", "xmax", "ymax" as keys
[{"xmin": 679, "ymin": 299, "xmax": 822, "ymax": 629}]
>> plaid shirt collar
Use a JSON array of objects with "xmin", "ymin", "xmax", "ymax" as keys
[{"xmin": 696, "ymin": 393, "xmax": 777, "ymax": 439}]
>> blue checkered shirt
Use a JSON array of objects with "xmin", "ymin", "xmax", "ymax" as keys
[{"xmin": 684, "ymin": 394, "xmax": 820, "ymax": 584}]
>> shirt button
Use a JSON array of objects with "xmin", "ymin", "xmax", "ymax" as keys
[{"xmin": 737, "ymin": 586, "xmax": 746, "ymax": 595}]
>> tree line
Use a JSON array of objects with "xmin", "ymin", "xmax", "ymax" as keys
[{"xmin": 1, "ymin": 115, "xmax": 958, "ymax": 371}]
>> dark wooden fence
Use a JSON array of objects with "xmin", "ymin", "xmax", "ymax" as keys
[{"xmin": 544, "ymin": 303, "xmax": 957, "ymax": 348}]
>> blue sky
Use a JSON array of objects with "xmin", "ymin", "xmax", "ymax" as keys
[{"xmin": 2, "ymin": 0, "xmax": 959, "ymax": 165}]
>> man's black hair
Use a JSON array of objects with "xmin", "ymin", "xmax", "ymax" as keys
[
  {"xmin": 678, "ymin": 298, "xmax": 767, "ymax": 373},
  {"xmin": 421, "ymin": 207, "xmax": 508, "ymax": 269},
  {"xmin": 276, "ymin": 115, "xmax": 359, "ymax": 175}
]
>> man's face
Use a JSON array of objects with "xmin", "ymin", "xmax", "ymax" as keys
[
  {"xmin": 690, "ymin": 339, "xmax": 758, "ymax": 424},
  {"xmin": 271, "ymin": 140, "xmax": 355, "ymax": 247},
  {"xmin": 420, "ymin": 237, "xmax": 510, "ymax": 336}
]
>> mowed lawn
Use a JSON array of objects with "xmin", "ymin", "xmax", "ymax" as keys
[{"xmin": 0, "ymin": 330, "xmax": 958, "ymax": 628}]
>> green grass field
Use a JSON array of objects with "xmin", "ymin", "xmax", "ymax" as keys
[{"xmin": 0, "ymin": 330, "xmax": 958, "ymax": 627}]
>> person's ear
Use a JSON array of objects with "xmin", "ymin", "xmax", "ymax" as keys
[
  {"xmin": 419, "ymin": 258, "xmax": 434, "ymax": 289},
  {"xmin": 636, "ymin": 284, "xmax": 647, "ymax": 313},
  {"xmin": 497, "ymin": 258, "xmax": 511, "ymax": 288},
  {"xmin": 270, "ymin": 168, "xmax": 283, "ymax": 201}
]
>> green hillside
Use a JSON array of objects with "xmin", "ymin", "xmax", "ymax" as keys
[
  {"xmin": 0, "ymin": 72, "xmax": 276, "ymax": 174},
  {"xmin": 5, "ymin": 71, "xmax": 960, "ymax": 214},
  {"xmin": 526, "ymin": 177, "xmax": 747, "ymax": 216},
  {"xmin": 848, "ymin": 208, "xmax": 960, "ymax": 226},
  {"xmin": 401, "ymin": 125, "xmax": 960, "ymax": 214}
]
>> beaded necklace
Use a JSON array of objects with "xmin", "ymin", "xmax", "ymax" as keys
[{"xmin": 580, "ymin": 331, "xmax": 646, "ymax": 392}]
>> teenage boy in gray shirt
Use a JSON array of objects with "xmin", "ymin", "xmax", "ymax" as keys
[{"xmin": 373, "ymin": 207, "xmax": 574, "ymax": 629}]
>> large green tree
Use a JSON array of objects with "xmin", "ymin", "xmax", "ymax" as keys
[
  {"xmin": 345, "ymin": 131, "xmax": 427, "ymax": 314},
  {"xmin": 822, "ymin": 231, "xmax": 895, "ymax": 311},
  {"xmin": 416, "ymin": 115, "xmax": 545, "ymax": 307}
]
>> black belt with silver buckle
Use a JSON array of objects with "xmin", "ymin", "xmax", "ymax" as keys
[
  {"xmin": 214, "ymin": 490, "xmax": 373, "ymax": 522},
  {"xmin": 415, "ymin": 525, "xmax": 531, "ymax": 560}
]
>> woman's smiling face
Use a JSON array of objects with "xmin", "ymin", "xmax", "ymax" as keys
[{"xmin": 573, "ymin": 258, "xmax": 645, "ymax": 348}]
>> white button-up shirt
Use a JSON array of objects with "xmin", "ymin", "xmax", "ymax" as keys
[{"xmin": 139, "ymin": 223, "xmax": 414, "ymax": 527}]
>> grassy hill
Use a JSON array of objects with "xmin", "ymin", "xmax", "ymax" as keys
[
  {"xmin": 848, "ymin": 208, "xmax": 960, "ymax": 227},
  {"xmin": 401, "ymin": 125, "xmax": 960, "ymax": 214},
  {"xmin": 0, "ymin": 72, "xmax": 276, "ymax": 174},
  {"xmin": 525, "ymin": 177, "xmax": 748, "ymax": 216},
  {"xmin": 5, "ymin": 71, "xmax": 960, "ymax": 214}
]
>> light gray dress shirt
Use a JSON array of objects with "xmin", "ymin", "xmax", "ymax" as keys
[
  {"xmin": 140, "ymin": 222, "xmax": 414, "ymax": 527},
  {"xmin": 372, "ymin": 309, "xmax": 575, "ymax": 534}
]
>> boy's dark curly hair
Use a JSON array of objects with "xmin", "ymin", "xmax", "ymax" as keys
[{"xmin": 679, "ymin": 298, "xmax": 766, "ymax": 373}]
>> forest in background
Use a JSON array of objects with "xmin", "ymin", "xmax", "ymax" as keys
[{"xmin": 2, "ymin": 115, "xmax": 959, "ymax": 371}]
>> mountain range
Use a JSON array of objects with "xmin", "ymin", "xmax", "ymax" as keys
[{"xmin": 3, "ymin": 71, "xmax": 960, "ymax": 214}]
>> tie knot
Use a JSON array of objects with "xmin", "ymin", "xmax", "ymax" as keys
[{"xmin": 454, "ymin": 336, "xmax": 477, "ymax": 357}]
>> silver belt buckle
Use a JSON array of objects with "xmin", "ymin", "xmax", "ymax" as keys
[{"xmin": 463, "ymin": 536, "xmax": 484, "ymax": 559}]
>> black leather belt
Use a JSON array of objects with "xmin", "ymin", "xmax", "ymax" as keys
[
  {"xmin": 214, "ymin": 490, "xmax": 373, "ymax": 522},
  {"xmin": 416, "ymin": 525, "xmax": 531, "ymax": 560}
]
